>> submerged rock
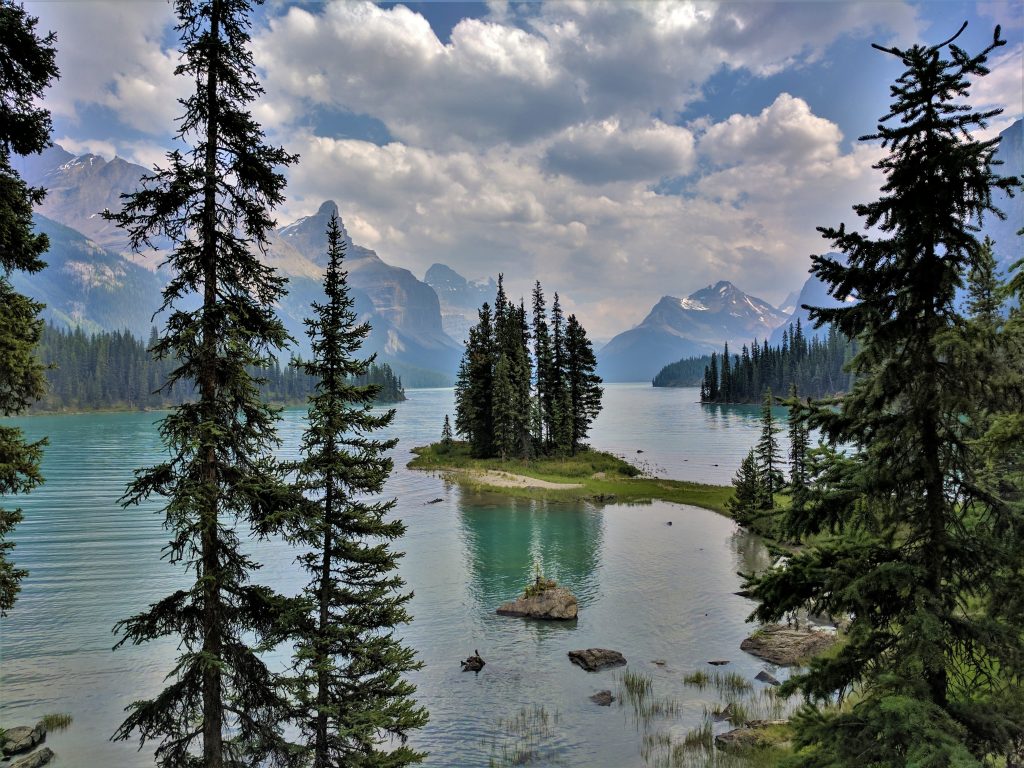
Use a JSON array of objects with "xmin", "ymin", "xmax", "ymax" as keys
[
  {"xmin": 589, "ymin": 690, "xmax": 615, "ymax": 706},
  {"xmin": 755, "ymin": 670, "xmax": 781, "ymax": 685},
  {"xmin": 740, "ymin": 624, "xmax": 837, "ymax": 666},
  {"xmin": 496, "ymin": 587, "xmax": 578, "ymax": 620},
  {"xmin": 715, "ymin": 721, "xmax": 789, "ymax": 750},
  {"xmin": 12, "ymin": 748, "xmax": 55, "ymax": 768},
  {"xmin": 707, "ymin": 659, "xmax": 730, "ymax": 666},
  {"xmin": 2, "ymin": 723, "xmax": 45, "ymax": 756},
  {"xmin": 568, "ymin": 648, "xmax": 627, "ymax": 672}
]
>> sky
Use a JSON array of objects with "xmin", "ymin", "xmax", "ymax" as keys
[{"xmin": 26, "ymin": 0, "xmax": 1024, "ymax": 339}]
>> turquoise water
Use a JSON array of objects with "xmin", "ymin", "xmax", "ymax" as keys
[{"xmin": 1, "ymin": 384, "xmax": 786, "ymax": 767}]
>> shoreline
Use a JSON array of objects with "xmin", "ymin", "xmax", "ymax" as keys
[{"xmin": 407, "ymin": 442, "xmax": 734, "ymax": 515}]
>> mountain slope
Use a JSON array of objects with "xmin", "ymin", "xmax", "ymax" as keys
[
  {"xmin": 11, "ymin": 215, "xmax": 166, "ymax": 334},
  {"xmin": 423, "ymin": 262, "xmax": 496, "ymax": 343},
  {"xmin": 598, "ymin": 281, "xmax": 786, "ymax": 382}
]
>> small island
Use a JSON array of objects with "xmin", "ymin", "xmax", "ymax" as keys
[
  {"xmin": 407, "ymin": 442, "xmax": 733, "ymax": 513},
  {"xmin": 497, "ymin": 570, "xmax": 578, "ymax": 620}
]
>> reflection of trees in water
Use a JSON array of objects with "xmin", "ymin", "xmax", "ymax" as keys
[
  {"xmin": 457, "ymin": 490, "xmax": 604, "ymax": 609},
  {"xmin": 730, "ymin": 525, "xmax": 773, "ymax": 576}
]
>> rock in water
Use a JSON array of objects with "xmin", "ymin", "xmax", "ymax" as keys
[
  {"xmin": 2, "ymin": 723, "xmax": 46, "ymax": 756},
  {"xmin": 12, "ymin": 748, "xmax": 55, "ymax": 768},
  {"xmin": 740, "ymin": 624, "xmax": 837, "ymax": 666},
  {"xmin": 754, "ymin": 670, "xmax": 781, "ymax": 685},
  {"xmin": 496, "ymin": 587, "xmax": 578, "ymax": 620},
  {"xmin": 589, "ymin": 690, "xmax": 615, "ymax": 706},
  {"xmin": 568, "ymin": 648, "xmax": 627, "ymax": 672},
  {"xmin": 707, "ymin": 659, "xmax": 730, "ymax": 666}
]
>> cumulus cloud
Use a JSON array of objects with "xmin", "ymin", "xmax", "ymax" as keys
[
  {"xmin": 542, "ymin": 119, "xmax": 696, "ymax": 185},
  {"xmin": 699, "ymin": 93, "xmax": 843, "ymax": 166}
]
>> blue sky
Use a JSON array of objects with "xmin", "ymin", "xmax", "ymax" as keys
[{"xmin": 27, "ymin": 0, "xmax": 1024, "ymax": 337}]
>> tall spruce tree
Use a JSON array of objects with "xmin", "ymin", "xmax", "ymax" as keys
[
  {"xmin": 728, "ymin": 449, "xmax": 761, "ymax": 528},
  {"xmin": 532, "ymin": 281, "xmax": 553, "ymax": 448},
  {"xmin": 564, "ymin": 314, "xmax": 603, "ymax": 455},
  {"xmin": 785, "ymin": 384, "xmax": 810, "ymax": 513},
  {"xmin": 106, "ymin": 1, "xmax": 297, "ymax": 765},
  {"xmin": 549, "ymin": 292, "xmax": 573, "ymax": 454},
  {"xmin": 0, "ymin": 1, "xmax": 57, "ymax": 615},
  {"xmin": 455, "ymin": 303, "xmax": 495, "ymax": 457},
  {"xmin": 754, "ymin": 388, "xmax": 783, "ymax": 510},
  {"xmin": 747, "ymin": 25, "xmax": 1023, "ymax": 764},
  {"xmin": 288, "ymin": 216, "xmax": 427, "ymax": 768}
]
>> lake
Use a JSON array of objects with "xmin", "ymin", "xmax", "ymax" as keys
[{"xmin": 1, "ymin": 384, "xmax": 790, "ymax": 767}]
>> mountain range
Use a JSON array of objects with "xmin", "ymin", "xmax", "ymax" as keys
[
  {"xmin": 15, "ymin": 149, "xmax": 462, "ymax": 386},
  {"xmin": 597, "ymin": 281, "xmax": 787, "ymax": 382},
  {"xmin": 423, "ymin": 262, "xmax": 496, "ymax": 344}
]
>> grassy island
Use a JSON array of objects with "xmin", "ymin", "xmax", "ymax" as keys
[{"xmin": 408, "ymin": 442, "xmax": 734, "ymax": 513}]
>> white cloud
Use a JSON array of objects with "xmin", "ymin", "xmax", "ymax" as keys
[
  {"xmin": 699, "ymin": 93, "xmax": 843, "ymax": 166},
  {"xmin": 542, "ymin": 119, "xmax": 696, "ymax": 185},
  {"xmin": 27, "ymin": 1, "xmax": 181, "ymax": 132}
]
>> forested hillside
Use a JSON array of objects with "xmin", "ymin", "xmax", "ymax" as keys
[{"xmin": 32, "ymin": 325, "xmax": 406, "ymax": 412}]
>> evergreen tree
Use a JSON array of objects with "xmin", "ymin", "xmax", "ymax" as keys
[
  {"xmin": 455, "ymin": 303, "xmax": 495, "ymax": 457},
  {"xmin": 564, "ymin": 314, "xmax": 603, "ymax": 455},
  {"xmin": 727, "ymin": 449, "xmax": 761, "ymax": 527},
  {"xmin": 0, "ymin": 0, "xmax": 57, "ymax": 618},
  {"xmin": 550, "ymin": 292, "xmax": 573, "ymax": 454},
  {"xmin": 0, "ymin": 1, "xmax": 58, "ymax": 615},
  {"xmin": 441, "ymin": 414, "xmax": 453, "ymax": 447},
  {"xmin": 785, "ymin": 384, "xmax": 810, "ymax": 512},
  {"xmin": 106, "ymin": 1, "xmax": 297, "ymax": 764},
  {"xmin": 287, "ymin": 216, "xmax": 427, "ymax": 768},
  {"xmin": 532, "ymin": 281, "xmax": 553, "ymax": 448},
  {"xmin": 754, "ymin": 388, "xmax": 784, "ymax": 510},
  {"xmin": 747, "ymin": 25, "xmax": 1023, "ymax": 764}
]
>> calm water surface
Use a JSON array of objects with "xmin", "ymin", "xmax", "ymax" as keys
[{"xmin": 1, "ymin": 384, "xmax": 787, "ymax": 767}]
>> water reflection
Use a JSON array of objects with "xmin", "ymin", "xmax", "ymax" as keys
[{"xmin": 456, "ymin": 489, "xmax": 604, "ymax": 610}]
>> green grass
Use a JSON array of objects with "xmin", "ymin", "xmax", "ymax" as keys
[
  {"xmin": 408, "ymin": 442, "xmax": 734, "ymax": 514},
  {"xmin": 486, "ymin": 704, "xmax": 563, "ymax": 767},
  {"xmin": 40, "ymin": 713, "xmax": 73, "ymax": 731}
]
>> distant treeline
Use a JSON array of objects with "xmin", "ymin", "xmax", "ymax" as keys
[
  {"xmin": 32, "ymin": 325, "xmax": 405, "ymax": 412},
  {"xmin": 653, "ymin": 321, "xmax": 855, "ymax": 403}
]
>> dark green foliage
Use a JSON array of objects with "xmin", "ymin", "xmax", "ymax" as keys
[
  {"xmin": 0, "ymin": 0, "xmax": 57, "ymax": 615},
  {"xmin": 785, "ymin": 384, "xmax": 811, "ymax": 513},
  {"xmin": 653, "ymin": 353, "xmax": 711, "ymax": 388},
  {"xmin": 683, "ymin": 323, "xmax": 854, "ymax": 402},
  {"xmin": 746, "ymin": 25, "xmax": 1023, "ymax": 765},
  {"xmin": 754, "ymin": 388, "xmax": 784, "ymax": 510},
  {"xmin": 441, "ymin": 414, "xmax": 453, "ymax": 447},
  {"xmin": 454, "ymin": 281, "xmax": 602, "ymax": 460},
  {"xmin": 727, "ymin": 449, "xmax": 761, "ymax": 527},
  {"xmin": 104, "ymin": 1, "xmax": 298, "ymax": 765},
  {"xmin": 564, "ymin": 314, "xmax": 603, "ymax": 455},
  {"xmin": 286, "ymin": 215, "xmax": 427, "ymax": 768},
  {"xmin": 31, "ymin": 324, "xmax": 404, "ymax": 412}
]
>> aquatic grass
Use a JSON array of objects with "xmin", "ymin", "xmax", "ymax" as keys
[
  {"xmin": 487, "ymin": 705, "xmax": 563, "ymax": 767},
  {"xmin": 682, "ymin": 718, "xmax": 713, "ymax": 748},
  {"xmin": 682, "ymin": 670, "xmax": 710, "ymax": 689},
  {"xmin": 41, "ymin": 713, "xmax": 73, "ymax": 731},
  {"xmin": 713, "ymin": 670, "xmax": 754, "ymax": 697}
]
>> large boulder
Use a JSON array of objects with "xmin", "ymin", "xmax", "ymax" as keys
[
  {"xmin": 13, "ymin": 748, "xmax": 56, "ymax": 768},
  {"xmin": 496, "ymin": 587, "xmax": 578, "ymax": 620},
  {"xmin": 568, "ymin": 648, "xmax": 627, "ymax": 672},
  {"xmin": 740, "ymin": 624, "xmax": 837, "ymax": 666},
  {"xmin": 2, "ymin": 723, "xmax": 45, "ymax": 756}
]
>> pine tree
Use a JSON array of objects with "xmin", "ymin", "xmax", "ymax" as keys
[
  {"xmin": 550, "ymin": 292, "xmax": 573, "ymax": 454},
  {"xmin": 727, "ymin": 449, "xmax": 761, "ymax": 527},
  {"xmin": 106, "ymin": 1, "xmax": 297, "ymax": 764},
  {"xmin": 785, "ymin": 384, "xmax": 810, "ymax": 512},
  {"xmin": 747, "ymin": 25, "xmax": 1023, "ymax": 764},
  {"xmin": 0, "ymin": 1, "xmax": 58, "ymax": 615},
  {"xmin": 754, "ymin": 388, "xmax": 783, "ymax": 510},
  {"xmin": 455, "ymin": 303, "xmax": 495, "ymax": 457},
  {"xmin": 532, "ymin": 281, "xmax": 553, "ymax": 448},
  {"xmin": 564, "ymin": 314, "xmax": 603, "ymax": 455},
  {"xmin": 441, "ymin": 414, "xmax": 453, "ymax": 448},
  {"xmin": 287, "ymin": 216, "xmax": 427, "ymax": 768}
]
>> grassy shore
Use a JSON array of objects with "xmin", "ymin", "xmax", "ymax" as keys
[{"xmin": 407, "ymin": 442, "xmax": 734, "ymax": 514}]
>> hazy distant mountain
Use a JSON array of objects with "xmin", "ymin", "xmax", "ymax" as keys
[
  {"xmin": 423, "ymin": 262, "xmax": 496, "ymax": 343},
  {"xmin": 10, "ymin": 214, "xmax": 165, "ymax": 335},
  {"xmin": 598, "ymin": 281, "xmax": 787, "ymax": 382},
  {"xmin": 273, "ymin": 201, "xmax": 463, "ymax": 382},
  {"xmin": 768, "ymin": 266, "xmax": 848, "ymax": 346},
  {"xmin": 16, "ymin": 146, "xmax": 156, "ymax": 257},
  {"xmin": 987, "ymin": 119, "xmax": 1022, "ymax": 271},
  {"xmin": 14, "ymin": 146, "xmax": 462, "ymax": 384}
]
